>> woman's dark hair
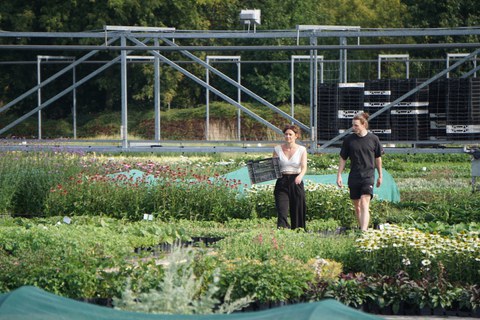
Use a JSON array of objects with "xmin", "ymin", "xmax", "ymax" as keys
[
  {"xmin": 353, "ymin": 112, "xmax": 369, "ymax": 129},
  {"xmin": 282, "ymin": 124, "xmax": 301, "ymax": 138}
]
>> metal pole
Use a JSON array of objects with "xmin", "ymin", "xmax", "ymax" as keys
[
  {"xmin": 290, "ymin": 56, "xmax": 295, "ymax": 121},
  {"xmin": 237, "ymin": 59, "xmax": 241, "ymax": 140},
  {"xmin": 340, "ymin": 36, "xmax": 347, "ymax": 82},
  {"xmin": 72, "ymin": 65, "xmax": 77, "ymax": 139},
  {"xmin": 313, "ymin": 45, "xmax": 318, "ymax": 137},
  {"xmin": 291, "ymin": 55, "xmax": 324, "ymax": 126},
  {"xmin": 205, "ymin": 56, "xmax": 210, "ymax": 140},
  {"xmin": 205, "ymin": 55, "xmax": 242, "ymax": 140},
  {"xmin": 121, "ymin": 36, "xmax": 128, "ymax": 148},
  {"xmin": 37, "ymin": 55, "xmax": 77, "ymax": 139},
  {"xmin": 377, "ymin": 55, "xmax": 381, "ymax": 79},
  {"xmin": 154, "ymin": 38, "xmax": 161, "ymax": 141},
  {"xmin": 37, "ymin": 57, "xmax": 42, "ymax": 140},
  {"xmin": 309, "ymin": 37, "xmax": 318, "ymax": 142}
]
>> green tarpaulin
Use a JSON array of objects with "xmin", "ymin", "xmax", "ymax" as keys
[
  {"xmin": 0, "ymin": 286, "xmax": 382, "ymax": 320},
  {"xmin": 110, "ymin": 167, "xmax": 400, "ymax": 203},
  {"xmin": 223, "ymin": 167, "xmax": 400, "ymax": 203}
]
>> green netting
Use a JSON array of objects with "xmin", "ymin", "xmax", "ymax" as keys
[
  {"xmin": 222, "ymin": 168, "xmax": 400, "ymax": 203},
  {"xmin": 0, "ymin": 286, "xmax": 382, "ymax": 320}
]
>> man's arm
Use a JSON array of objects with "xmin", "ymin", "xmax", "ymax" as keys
[
  {"xmin": 375, "ymin": 156, "xmax": 383, "ymax": 188},
  {"xmin": 337, "ymin": 157, "xmax": 347, "ymax": 188}
]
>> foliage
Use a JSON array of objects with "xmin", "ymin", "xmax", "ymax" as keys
[
  {"xmin": 114, "ymin": 245, "xmax": 254, "ymax": 314},
  {"xmin": 328, "ymin": 273, "xmax": 375, "ymax": 309},
  {"xmin": 219, "ymin": 257, "xmax": 314, "ymax": 303},
  {"xmin": 0, "ymin": 151, "xmax": 479, "ymax": 315},
  {"xmin": 0, "ymin": 222, "xmax": 135, "ymax": 298},
  {"xmin": 214, "ymin": 228, "xmax": 355, "ymax": 266},
  {"xmin": 1, "ymin": 213, "xmax": 479, "ymax": 314},
  {"xmin": 403, "ymin": 0, "xmax": 480, "ymax": 30},
  {"xmin": 1, "ymin": 151, "xmax": 89, "ymax": 216},
  {"xmin": 307, "ymin": 257, "xmax": 343, "ymax": 282}
]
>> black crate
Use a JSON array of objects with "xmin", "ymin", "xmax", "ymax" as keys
[
  {"xmin": 365, "ymin": 79, "xmax": 391, "ymax": 91},
  {"xmin": 369, "ymin": 129, "xmax": 392, "ymax": 141},
  {"xmin": 364, "ymin": 79, "xmax": 391, "ymax": 103},
  {"xmin": 363, "ymin": 81, "xmax": 392, "ymax": 130},
  {"xmin": 364, "ymin": 107, "xmax": 391, "ymax": 129},
  {"xmin": 318, "ymin": 83, "xmax": 341, "ymax": 139},
  {"xmin": 318, "ymin": 84, "xmax": 338, "ymax": 110},
  {"xmin": 428, "ymin": 78, "xmax": 448, "ymax": 117},
  {"xmin": 429, "ymin": 134, "xmax": 448, "ymax": 141},
  {"xmin": 337, "ymin": 118, "xmax": 353, "ymax": 130},
  {"xmin": 390, "ymin": 78, "xmax": 429, "ymax": 102},
  {"xmin": 429, "ymin": 119, "xmax": 447, "ymax": 140},
  {"xmin": 338, "ymin": 83, "xmax": 364, "ymax": 109},
  {"xmin": 363, "ymin": 101, "xmax": 391, "ymax": 109},
  {"xmin": 393, "ymin": 101, "xmax": 429, "ymax": 108},
  {"xmin": 364, "ymin": 90, "xmax": 391, "ymax": 99},
  {"xmin": 337, "ymin": 109, "xmax": 364, "ymax": 119},
  {"xmin": 391, "ymin": 109, "xmax": 429, "ymax": 140},
  {"xmin": 447, "ymin": 78, "xmax": 480, "ymax": 125},
  {"xmin": 318, "ymin": 83, "xmax": 339, "ymax": 136},
  {"xmin": 317, "ymin": 128, "xmax": 341, "ymax": 140},
  {"xmin": 247, "ymin": 158, "xmax": 282, "ymax": 184},
  {"xmin": 318, "ymin": 114, "xmax": 338, "ymax": 131},
  {"xmin": 430, "ymin": 119, "xmax": 446, "ymax": 130},
  {"xmin": 446, "ymin": 124, "xmax": 480, "ymax": 141}
]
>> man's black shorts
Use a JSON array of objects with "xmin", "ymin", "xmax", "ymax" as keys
[{"xmin": 348, "ymin": 180, "xmax": 374, "ymax": 200}]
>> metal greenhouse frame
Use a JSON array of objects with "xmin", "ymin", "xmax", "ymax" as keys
[{"xmin": 0, "ymin": 25, "xmax": 480, "ymax": 154}]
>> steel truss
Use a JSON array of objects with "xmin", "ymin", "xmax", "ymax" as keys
[{"xmin": 0, "ymin": 26, "xmax": 480, "ymax": 154}]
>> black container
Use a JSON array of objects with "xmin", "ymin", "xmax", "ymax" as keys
[
  {"xmin": 390, "ymin": 78, "xmax": 429, "ymax": 102},
  {"xmin": 338, "ymin": 82, "xmax": 365, "ymax": 109},
  {"xmin": 429, "ymin": 118, "xmax": 447, "ymax": 140},
  {"xmin": 446, "ymin": 124, "xmax": 480, "ymax": 140},
  {"xmin": 391, "ymin": 109, "xmax": 429, "ymax": 140},
  {"xmin": 446, "ymin": 78, "xmax": 480, "ymax": 127},
  {"xmin": 428, "ymin": 78, "xmax": 448, "ymax": 119},
  {"xmin": 369, "ymin": 128, "xmax": 392, "ymax": 141},
  {"xmin": 317, "ymin": 83, "xmax": 339, "ymax": 139},
  {"xmin": 363, "ymin": 83, "xmax": 392, "ymax": 131}
]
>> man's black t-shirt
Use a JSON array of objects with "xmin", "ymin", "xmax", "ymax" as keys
[{"xmin": 339, "ymin": 132, "xmax": 383, "ymax": 185}]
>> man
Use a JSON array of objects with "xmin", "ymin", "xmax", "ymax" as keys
[{"xmin": 336, "ymin": 112, "xmax": 383, "ymax": 231}]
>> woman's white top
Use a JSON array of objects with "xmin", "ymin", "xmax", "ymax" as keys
[{"xmin": 274, "ymin": 145, "xmax": 306, "ymax": 174}]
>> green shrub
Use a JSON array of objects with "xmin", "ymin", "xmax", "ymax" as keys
[
  {"xmin": 215, "ymin": 228, "xmax": 356, "ymax": 266},
  {"xmin": 0, "ymin": 151, "xmax": 90, "ymax": 217},
  {"xmin": 0, "ymin": 223, "xmax": 134, "ymax": 297},
  {"xmin": 219, "ymin": 257, "xmax": 314, "ymax": 303},
  {"xmin": 114, "ymin": 246, "xmax": 253, "ymax": 314}
]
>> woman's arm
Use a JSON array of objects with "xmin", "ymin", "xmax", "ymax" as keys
[{"xmin": 295, "ymin": 148, "xmax": 307, "ymax": 184}]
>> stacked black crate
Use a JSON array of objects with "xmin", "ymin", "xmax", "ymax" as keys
[
  {"xmin": 317, "ymin": 83, "xmax": 339, "ymax": 140},
  {"xmin": 446, "ymin": 78, "xmax": 480, "ymax": 140},
  {"xmin": 390, "ymin": 79, "xmax": 430, "ymax": 141},
  {"xmin": 428, "ymin": 78, "xmax": 448, "ymax": 140},
  {"xmin": 337, "ymin": 83, "xmax": 365, "ymax": 135},
  {"xmin": 363, "ymin": 79, "xmax": 392, "ymax": 141}
]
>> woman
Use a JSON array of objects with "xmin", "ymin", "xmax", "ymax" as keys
[
  {"xmin": 336, "ymin": 112, "xmax": 383, "ymax": 231},
  {"xmin": 273, "ymin": 124, "xmax": 307, "ymax": 230}
]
